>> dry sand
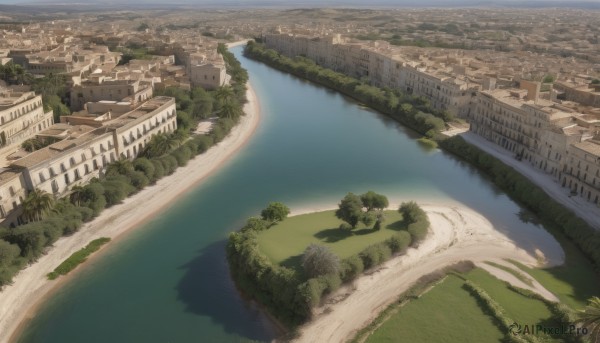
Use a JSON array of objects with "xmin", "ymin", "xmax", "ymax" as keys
[
  {"xmin": 0, "ymin": 84, "xmax": 261, "ymax": 343},
  {"xmin": 292, "ymin": 203, "xmax": 565, "ymax": 343}
]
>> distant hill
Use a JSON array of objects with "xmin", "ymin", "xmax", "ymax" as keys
[{"xmin": 0, "ymin": 0, "xmax": 599, "ymax": 9}]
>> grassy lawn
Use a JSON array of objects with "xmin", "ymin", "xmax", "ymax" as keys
[
  {"xmin": 257, "ymin": 210, "xmax": 404, "ymax": 269},
  {"xmin": 365, "ymin": 275, "xmax": 505, "ymax": 343},
  {"xmin": 505, "ymin": 235, "xmax": 600, "ymax": 310},
  {"xmin": 465, "ymin": 269, "xmax": 554, "ymax": 326}
]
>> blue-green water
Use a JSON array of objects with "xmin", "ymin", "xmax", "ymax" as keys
[{"xmin": 17, "ymin": 46, "xmax": 562, "ymax": 343}]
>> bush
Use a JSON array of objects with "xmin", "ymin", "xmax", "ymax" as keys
[
  {"xmin": 340, "ymin": 255, "xmax": 364, "ymax": 282},
  {"xmin": 128, "ymin": 170, "xmax": 150, "ymax": 190},
  {"xmin": 193, "ymin": 135, "xmax": 214, "ymax": 154},
  {"xmin": 172, "ymin": 145, "xmax": 192, "ymax": 166},
  {"xmin": 261, "ymin": 202, "xmax": 290, "ymax": 223},
  {"xmin": 150, "ymin": 159, "xmax": 165, "ymax": 181},
  {"xmin": 160, "ymin": 155, "xmax": 178, "ymax": 175},
  {"xmin": 75, "ymin": 206, "xmax": 94, "ymax": 222},
  {"xmin": 339, "ymin": 222, "xmax": 352, "ymax": 231},
  {"xmin": 241, "ymin": 217, "xmax": 270, "ymax": 232},
  {"xmin": 101, "ymin": 181, "xmax": 130, "ymax": 206},
  {"xmin": 360, "ymin": 243, "xmax": 392, "ymax": 269},
  {"xmin": 386, "ymin": 231, "xmax": 412, "ymax": 254},
  {"xmin": 133, "ymin": 158, "xmax": 155, "ymax": 180},
  {"xmin": 302, "ymin": 244, "xmax": 340, "ymax": 278}
]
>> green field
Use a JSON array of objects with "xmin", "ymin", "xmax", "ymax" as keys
[
  {"xmin": 257, "ymin": 210, "xmax": 404, "ymax": 269},
  {"xmin": 465, "ymin": 269, "xmax": 554, "ymax": 326},
  {"xmin": 365, "ymin": 275, "xmax": 505, "ymax": 343},
  {"xmin": 362, "ymin": 268, "xmax": 566, "ymax": 343},
  {"xmin": 506, "ymin": 234, "xmax": 600, "ymax": 310}
]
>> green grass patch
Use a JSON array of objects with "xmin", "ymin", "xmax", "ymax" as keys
[
  {"xmin": 365, "ymin": 274, "xmax": 504, "ymax": 343},
  {"xmin": 465, "ymin": 268, "xmax": 554, "ymax": 327},
  {"xmin": 257, "ymin": 210, "xmax": 404, "ymax": 270},
  {"xmin": 506, "ymin": 251, "xmax": 600, "ymax": 310},
  {"xmin": 47, "ymin": 238, "xmax": 111, "ymax": 280},
  {"xmin": 484, "ymin": 261, "xmax": 533, "ymax": 287}
]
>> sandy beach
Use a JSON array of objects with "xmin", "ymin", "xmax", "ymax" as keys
[
  {"xmin": 0, "ymin": 84, "xmax": 261, "ymax": 343},
  {"xmin": 291, "ymin": 203, "xmax": 564, "ymax": 343}
]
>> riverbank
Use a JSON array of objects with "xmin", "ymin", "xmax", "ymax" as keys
[
  {"xmin": 461, "ymin": 132, "xmax": 600, "ymax": 230},
  {"xmin": 291, "ymin": 203, "xmax": 564, "ymax": 343},
  {"xmin": 0, "ymin": 84, "xmax": 261, "ymax": 343}
]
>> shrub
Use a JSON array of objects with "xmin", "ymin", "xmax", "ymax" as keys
[
  {"xmin": 160, "ymin": 155, "xmax": 178, "ymax": 175},
  {"xmin": 241, "ymin": 217, "xmax": 270, "ymax": 232},
  {"xmin": 150, "ymin": 159, "xmax": 165, "ymax": 181},
  {"xmin": 172, "ymin": 145, "xmax": 192, "ymax": 166},
  {"xmin": 340, "ymin": 255, "xmax": 364, "ymax": 282},
  {"xmin": 133, "ymin": 157, "xmax": 155, "ymax": 180},
  {"xmin": 128, "ymin": 170, "xmax": 150, "ymax": 190},
  {"xmin": 261, "ymin": 202, "xmax": 290, "ymax": 223},
  {"xmin": 75, "ymin": 206, "xmax": 94, "ymax": 222},
  {"xmin": 386, "ymin": 231, "xmax": 412, "ymax": 254},
  {"xmin": 360, "ymin": 243, "xmax": 392, "ymax": 269},
  {"xmin": 101, "ymin": 181, "xmax": 129, "ymax": 206},
  {"xmin": 339, "ymin": 223, "xmax": 352, "ymax": 231},
  {"xmin": 301, "ymin": 244, "xmax": 340, "ymax": 278}
]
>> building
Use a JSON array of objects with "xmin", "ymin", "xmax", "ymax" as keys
[
  {"xmin": 9, "ymin": 96, "xmax": 177, "ymax": 197},
  {"xmin": 0, "ymin": 89, "xmax": 54, "ymax": 161},
  {"xmin": 70, "ymin": 76, "xmax": 153, "ymax": 111}
]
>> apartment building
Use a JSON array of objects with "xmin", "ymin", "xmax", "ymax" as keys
[
  {"xmin": 70, "ymin": 77, "xmax": 153, "ymax": 111},
  {"xmin": 11, "ymin": 125, "xmax": 118, "ymax": 196},
  {"xmin": 0, "ymin": 89, "xmax": 54, "ymax": 159}
]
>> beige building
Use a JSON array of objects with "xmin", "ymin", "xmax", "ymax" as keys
[
  {"xmin": 0, "ymin": 170, "xmax": 26, "ymax": 221},
  {"xmin": 190, "ymin": 63, "xmax": 230, "ymax": 90},
  {"xmin": 9, "ymin": 96, "xmax": 177, "ymax": 198},
  {"xmin": 0, "ymin": 89, "xmax": 54, "ymax": 160},
  {"xmin": 11, "ymin": 125, "xmax": 117, "ymax": 196},
  {"xmin": 70, "ymin": 77, "xmax": 153, "ymax": 111}
]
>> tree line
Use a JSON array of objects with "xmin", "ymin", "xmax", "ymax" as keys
[
  {"xmin": 244, "ymin": 41, "xmax": 450, "ymax": 138},
  {"xmin": 226, "ymin": 194, "xmax": 430, "ymax": 328},
  {"xmin": 0, "ymin": 50, "xmax": 249, "ymax": 288}
]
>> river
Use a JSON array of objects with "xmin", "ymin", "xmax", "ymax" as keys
[{"xmin": 17, "ymin": 46, "xmax": 562, "ymax": 343}]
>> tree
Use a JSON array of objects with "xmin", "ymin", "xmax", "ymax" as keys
[
  {"xmin": 301, "ymin": 244, "xmax": 340, "ymax": 278},
  {"xmin": 21, "ymin": 189, "xmax": 55, "ymax": 222},
  {"xmin": 577, "ymin": 296, "xmax": 600, "ymax": 342},
  {"xmin": 215, "ymin": 85, "xmax": 235, "ymax": 106},
  {"xmin": 360, "ymin": 191, "xmax": 389, "ymax": 211},
  {"xmin": 542, "ymin": 75, "xmax": 555, "ymax": 83},
  {"xmin": 219, "ymin": 100, "xmax": 243, "ymax": 120},
  {"xmin": 143, "ymin": 133, "xmax": 182, "ymax": 158},
  {"xmin": 106, "ymin": 159, "xmax": 134, "ymax": 177},
  {"xmin": 69, "ymin": 185, "xmax": 85, "ymax": 207},
  {"xmin": 335, "ymin": 193, "xmax": 364, "ymax": 228},
  {"xmin": 592, "ymin": 79, "xmax": 600, "ymax": 85},
  {"xmin": 261, "ymin": 202, "xmax": 290, "ymax": 223}
]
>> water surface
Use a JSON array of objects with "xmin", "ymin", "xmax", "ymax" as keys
[{"xmin": 18, "ymin": 46, "xmax": 561, "ymax": 343}]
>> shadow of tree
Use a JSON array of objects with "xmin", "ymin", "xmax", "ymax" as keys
[
  {"xmin": 280, "ymin": 254, "xmax": 304, "ymax": 273},
  {"xmin": 313, "ymin": 227, "xmax": 353, "ymax": 242},
  {"xmin": 386, "ymin": 219, "xmax": 408, "ymax": 231},
  {"xmin": 176, "ymin": 240, "xmax": 278, "ymax": 342}
]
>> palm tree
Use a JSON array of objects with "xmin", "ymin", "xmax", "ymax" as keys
[
  {"xmin": 215, "ymin": 85, "xmax": 235, "ymax": 106},
  {"xmin": 578, "ymin": 296, "xmax": 600, "ymax": 343},
  {"xmin": 21, "ymin": 189, "xmax": 55, "ymax": 222},
  {"xmin": 219, "ymin": 101, "xmax": 243, "ymax": 120},
  {"xmin": 69, "ymin": 185, "xmax": 85, "ymax": 207}
]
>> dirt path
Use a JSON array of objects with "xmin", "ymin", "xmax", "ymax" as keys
[{"xmin": 293, "ymin": 204, "xmax": 564, "ymax": 343}]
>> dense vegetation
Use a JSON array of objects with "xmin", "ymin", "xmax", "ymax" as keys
[
  {"xmin": 244, "ymin": 41, "xmax": 451, "ymax": 138},
  {"xmin": 0, "ymin": 48, "xmax": 249, "ymax": 288},
  {"xmin": 47, "ymin": 237, "xmax": 111, "ymax": 280},
  {"xmin": 226, "ymin": 194, "xmax": 430, "ymax": 327}
]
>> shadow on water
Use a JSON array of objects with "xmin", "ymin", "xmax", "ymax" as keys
[{"xmin": 176, "ymin": 240, "xmax": 278, "ymax": 342}]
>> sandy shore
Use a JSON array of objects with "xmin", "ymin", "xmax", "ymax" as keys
[
  {"xmin": 226, "ymin": 40, "xmax": 251, "ymax": 48},
  {"xmin": 292, "ymin": 203, "xmax": 564, "ymax": 343},
  {"xmin": 0, "ymin": 84, "xmax": 261, "ymax": 343}
]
